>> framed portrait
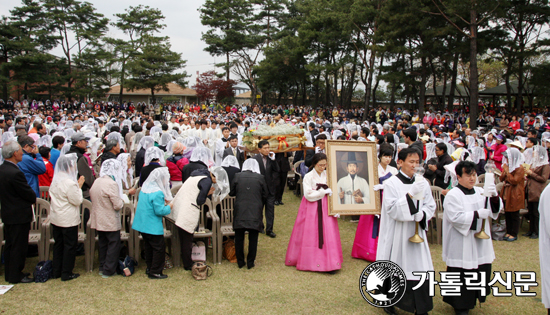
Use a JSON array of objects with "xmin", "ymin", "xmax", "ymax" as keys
[{"xmin": 326, "ymin": 140, "xmax": 380, "ymax": 215}]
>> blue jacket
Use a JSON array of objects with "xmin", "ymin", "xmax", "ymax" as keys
[
  {"xmin": 132, "ymin": 190, "xmax": 171, "ymax": 235},
  {"xmin": 50, "ymin": 148, "xmax": 61, "ymax": 169},
  {"xmin": 18, "ymin": 151, "xmax": 46, "ymax": 197}
]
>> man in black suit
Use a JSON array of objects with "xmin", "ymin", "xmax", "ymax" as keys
[
  {"xmin": 0, "ymin": 141, "xmax": 37, "ymax": 283},
  {"xmin": 223, "ymin": 135, "xmax": 245, "ymax": 168},
  {"xmin": 252, "ymin": 140, "xmax": 280, "ymax": 238}
]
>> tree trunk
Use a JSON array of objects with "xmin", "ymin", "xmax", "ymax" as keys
[
  {"xmin": 372, "ymin": 56, "xmax": 383, "ymax": 109},
  {"xmin": 226, "ymin": 52, "xmax": 230, "ymax": 81},
  {"xmin": 151, "ymin": 88, "xmax": 155, "ymax": 104},
  {"xmin": 468, "ymin": 6, "xmax": 479, "ymax": 129},
  {"xmin": 449, "ymin": 51, "xmax": 459, "ymax": 110},
  {"xmin": 419, "ymin": 56, "xmax": 427, "ymax": 120},
  {"xmin": 363, "ymin": 52, "xmax": 376, "ymax": 120}
]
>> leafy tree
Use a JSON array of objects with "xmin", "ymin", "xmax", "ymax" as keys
[
  {"xmin": 193, "ymin": 70, "xmax": 236, "ymax": 104},
  {"xmin": 199, "ymin": 0, "xmax": 254, "ymax": 80},
  {"xmin": 107, "ymin": 5, "xmax": 166, "ymax": 102},
  {"xmin": 41, "ymin": 0, "xmax": 109, "ymax": 100},
  {"xmin": 2, "ymin": 0, "xmax": 60, "ymax": 100},
  {"xmin": 125, "ymin": 36, "xmax": 189, "ymax": 104}
]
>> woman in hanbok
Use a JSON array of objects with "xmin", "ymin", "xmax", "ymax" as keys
[
  {"xmin": 351, "ymin": 147, "xmax": 397, "ymax": 262},
  {"xmin": 285, "ymin": 153, "xmax": 343, "ymax": 273}
]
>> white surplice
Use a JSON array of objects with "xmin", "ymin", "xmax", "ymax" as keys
[
  {"xmin": 377, "ymin": 173, "xmax": 436, "ymax": 280},
  {"xmin": 540, "ymin": 185, "xmax": 550, "ymax": 308},
  {"xmin": 442, "ymin": 186, "xmax": 502, "ymax": 269}
]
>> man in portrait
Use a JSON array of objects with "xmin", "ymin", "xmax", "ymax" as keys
[{"xmin": 337, "ymin": 152, "xmax": 370, "ymax": 204}]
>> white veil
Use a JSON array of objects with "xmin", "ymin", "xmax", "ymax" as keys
[
  {"xmin": 144, "ymin": 147, "xmax": 166, "ymax": 166},
  {"xmin": 190, "ymin": 147, "xmax": 213, "ymax": 166},
  {"xmin": 221, "ymin": 155, "xmax": 240, "ymax": 168},
  {"xmin": 503, "ymin": 147, "xmax": 525, "ymax": 173},
  {"xmin": 117, "ymin": 153, "xmax": 133, "ymax": 189},
  {"xmin": 210, "ymin": 166, "xmax": 230, "ymax": 203},
  {"xmin": 137, "ymin": 136, "xmax": 155, "ymax": 151},
  {"xmin": 242, "ymin": 159, "xmax": 261, "ymax": 174},
  {"xmin": 99, "ymin": 158, "xmax": 124, "ymax": 199},
  {"xmin": 141, "ymin": 167, "xmax": 173, "ymax": 201},
  {"xmin": 531, "ymin": 145, "xmax": 549, "ymax": 169},
  {"xmin": 50, "ymin": 153, "xmax": 79, "ymax": 188}
]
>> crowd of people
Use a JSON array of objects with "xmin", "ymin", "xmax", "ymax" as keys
[{"xmin": 1, "ymin": 99, "xmax": 550, "ymax": 315}]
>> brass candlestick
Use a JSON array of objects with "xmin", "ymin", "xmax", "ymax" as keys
[
  {"xmin": 409, "ymin": 164, "xmax": 425, "ymax": 243},
  {"xmin": 409, "ymin": 221, "xmax": 424, "ymax": 243}
]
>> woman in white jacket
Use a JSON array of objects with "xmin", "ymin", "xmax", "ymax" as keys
[{"xmin": 49, "ymin": 153, "xmax": 85, "ymax": 281}]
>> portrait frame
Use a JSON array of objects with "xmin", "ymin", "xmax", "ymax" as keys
[{"xmin": 326, "ymin": 140, "xmax": 380, "ymax": 215}]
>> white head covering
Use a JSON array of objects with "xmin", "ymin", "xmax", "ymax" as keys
[
  {"xmin": 190, "ymin": 147, "xmax": 213, "ymax": 166},
  {"xmin": 50, "ymin": 153, "xmax": 78, "ymax": 188},
  {"xmin": 471, "ymin": 139, "xmax": 486, "ymax": 164},
  {"xmin": 141, "ymin": 167, "xmax": 173, "ymax": 201},
  {"xmin": 117, "ymin": 153, "xmax": 133, "ymax": 188},
  {"xmin": 132, "ymin": 132, "xmax": 145, "ymax": 152},
  {"xmin": 165, "ymin": 140, "xmax": 178, "ymax": 157},
  {"xmin": 144, "ymin": 147, "xmax": 166, "ymax": 166},
  {"xmin": 503, "ymin": 147, "xmax": 525, "ymax": 173},
  {"xmin": 150, "ymin": 126, "xmax": 162, "ymax": 142},
  {"xmin": 107, "ymin": 132, "xmax": 125, "ymax": 150},
  {"xmin": 64, "ymin": 129, "xmax": 75, "ymax": 140},
  {"xmin": 466, "ymin": 136, "xmax": 476, "ymax": 150},
  {"xmin": 425, "ymin": 143, "xmax": 436, "ymax": 161},
  {"xmin": 209, "ymin": 166, "xmax": 230, "ymax": 203},
  {"xmin": 1, "ymin": 131, "xmax": 15, "ymax": 146},
  {"xmin": 159, "ymin": 133, "xmax": 172, "ymax": 147},
  {"xmin": 36, "ymin": 135, "xmax": 52, "ymax": 148},
  {"xmin": 99, "ymin": 158, "xmax": 124, "ymax": 199},
  {"xmin": 60, "ymin": 143, "xmax": 72, "ymax": 156},
  {"xmin": 242, "ymin": 159, "xmax": 261, "ymax": 174},
  {"xmin": 221, "ymin": 155, "xmax": 240, "ymax": 168},
  {"xmin": 137, "ymin": 136, "xmax": 155, "ymax": 151},
  {"xmin": 531, "ymin": 145, "xmax": 549, "ymax": 169}
]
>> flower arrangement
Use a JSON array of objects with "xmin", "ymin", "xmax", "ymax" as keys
[{"xmin": 242, "ymin": 124, "xmax": 305, "ymax": 152}]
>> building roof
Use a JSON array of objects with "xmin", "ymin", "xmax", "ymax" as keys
[
  {"xmin": 425, "ymin": 85, "xmax": 470, "ymax": 97},
  {"xmin": 107, "ymin": 83, "xmax": 197, "ymax": 96},
  {"xmin": 235, "ymin": 91, "xmax": 252, "ymax": 98},
  {"xmin": 479, "ymin": 80, "xmax": 535, "ymax": 96}
]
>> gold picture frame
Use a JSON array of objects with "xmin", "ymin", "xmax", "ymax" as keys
[{"xmin": 326, "ymin": 140, "xmax": 381, "ymax": 215}]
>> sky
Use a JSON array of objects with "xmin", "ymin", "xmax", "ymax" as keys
[{"xmin": 0, "ymin": 0, "xmax": 229, "ymax": 87}]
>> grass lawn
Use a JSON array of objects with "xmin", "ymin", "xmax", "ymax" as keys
[{"xmin": 0, "ymin": 189, "xmax": 546, "ymax": 314}]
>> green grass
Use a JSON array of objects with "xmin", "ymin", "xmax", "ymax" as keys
[{"xmin": 0, "ymin": 190, "xmax": 546, "ymax": 315}]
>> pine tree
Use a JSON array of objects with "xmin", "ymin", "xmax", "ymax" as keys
[{"xmin": 125, "ymin": 36, "xmax": 189, "ymax": 104}]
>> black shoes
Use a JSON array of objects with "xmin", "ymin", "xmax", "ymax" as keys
[
  {"xmin": 522, "ymin": 232, "xmax": 532, "ymax": 237},
  {"xmin": 266, "ymin": 231, "xmax": 277, "ymax": 238},
  {"xmin": 278, "ymin": 201, "xmax": 284, "ymax": 205},
  {"xmin": 62, "ymin": 273, "xmax": 80, "ymax": 281},
  {"xmin": 145, "ymin": 268, "xmax": 150, "ymax": 275},
  {"xmin": 530, "ymin": 233, "xmax": 539, "ymax": 239},
  {"xmin": 248, "ymin": 262, "xmax": 255, "ymax": 269},
  {"xmin": 274, "ymin": 201, "xmax": 280, "ymax": 206},
  {"xmin": 20, "ymin": 276, "xmax": 34, "ymax": 283},
  {"xmin": 148, "ymin": 273, "xmax": 168, "ymax": 279},
  {"xmin": 383, "ymin": 306, "xmax": 396, "ymax": 315},
  {"xmin": 454, "ymin": 309, "xmax": 469, "ymax": 315}
]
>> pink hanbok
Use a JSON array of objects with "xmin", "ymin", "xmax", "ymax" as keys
[
  {"xmin": 285, "ymin": 169, "xmax": 342, "ymax": 272},
  {"xmin": 351, "ymin": 164, "xmax": 397, "ymax": 262}
]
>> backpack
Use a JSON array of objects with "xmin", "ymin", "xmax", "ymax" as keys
[{"xmin": 34, "ymin": 260, "xmax": 53, "ymax": 283}]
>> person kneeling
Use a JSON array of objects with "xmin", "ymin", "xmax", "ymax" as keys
[{"xmin": 133, "ymin": 167, "xmax": 173, "ymax": 279}]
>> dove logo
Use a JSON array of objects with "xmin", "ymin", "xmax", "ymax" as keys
[{"xmin": 359, "ymin": 261, "xmax": 406, "ymax": 308}]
